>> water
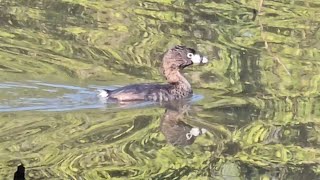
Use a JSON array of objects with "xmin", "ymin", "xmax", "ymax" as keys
[{"xmin": 0, "ymin": 0, "xmax": 320, "ymax": 179}]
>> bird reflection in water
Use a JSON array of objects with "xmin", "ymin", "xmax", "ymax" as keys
[{"xmin": 160, "ymin": 100, "xmax": 207, "ymax": 146}]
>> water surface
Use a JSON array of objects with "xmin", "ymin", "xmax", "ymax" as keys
[{"xmin": 0, "ymin": 0, "xmax": 320, "ymax": 179}]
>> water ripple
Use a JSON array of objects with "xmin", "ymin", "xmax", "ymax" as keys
[{"xmin": 0, "ymin": 81, "xmax": 104, "ymax": 112}]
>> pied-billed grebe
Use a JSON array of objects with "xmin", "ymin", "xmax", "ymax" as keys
[{"xmin": 98, "ymin": 45, "xmax": 208, "ymax": 102}]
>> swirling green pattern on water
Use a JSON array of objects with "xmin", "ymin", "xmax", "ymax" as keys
[{"xmin": 0, "ymin": 0, "xmax": 320, "ymax": 179}]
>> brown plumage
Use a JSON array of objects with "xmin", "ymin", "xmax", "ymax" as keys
[{"xmin": 98, "ymin": 45, "xmax": 208, "ymax": 102}]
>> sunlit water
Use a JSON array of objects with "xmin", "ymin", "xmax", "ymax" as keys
[
  {"xmin": 0, "ymin": 0, "xmax": 320, "ymax": 179},
  {"xmin": 0, "ymin": 81, "xmax": 104, "ymax": 111}
]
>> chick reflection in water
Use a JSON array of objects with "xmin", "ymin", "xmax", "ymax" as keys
[{"xmin": 160, "ymin": 101, "xmax": 207, "ymax": 146}]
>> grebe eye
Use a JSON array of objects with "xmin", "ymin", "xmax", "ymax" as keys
[{"xmin": 187, "ymin": 53, "xmax": 193, "ymax": 58}]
